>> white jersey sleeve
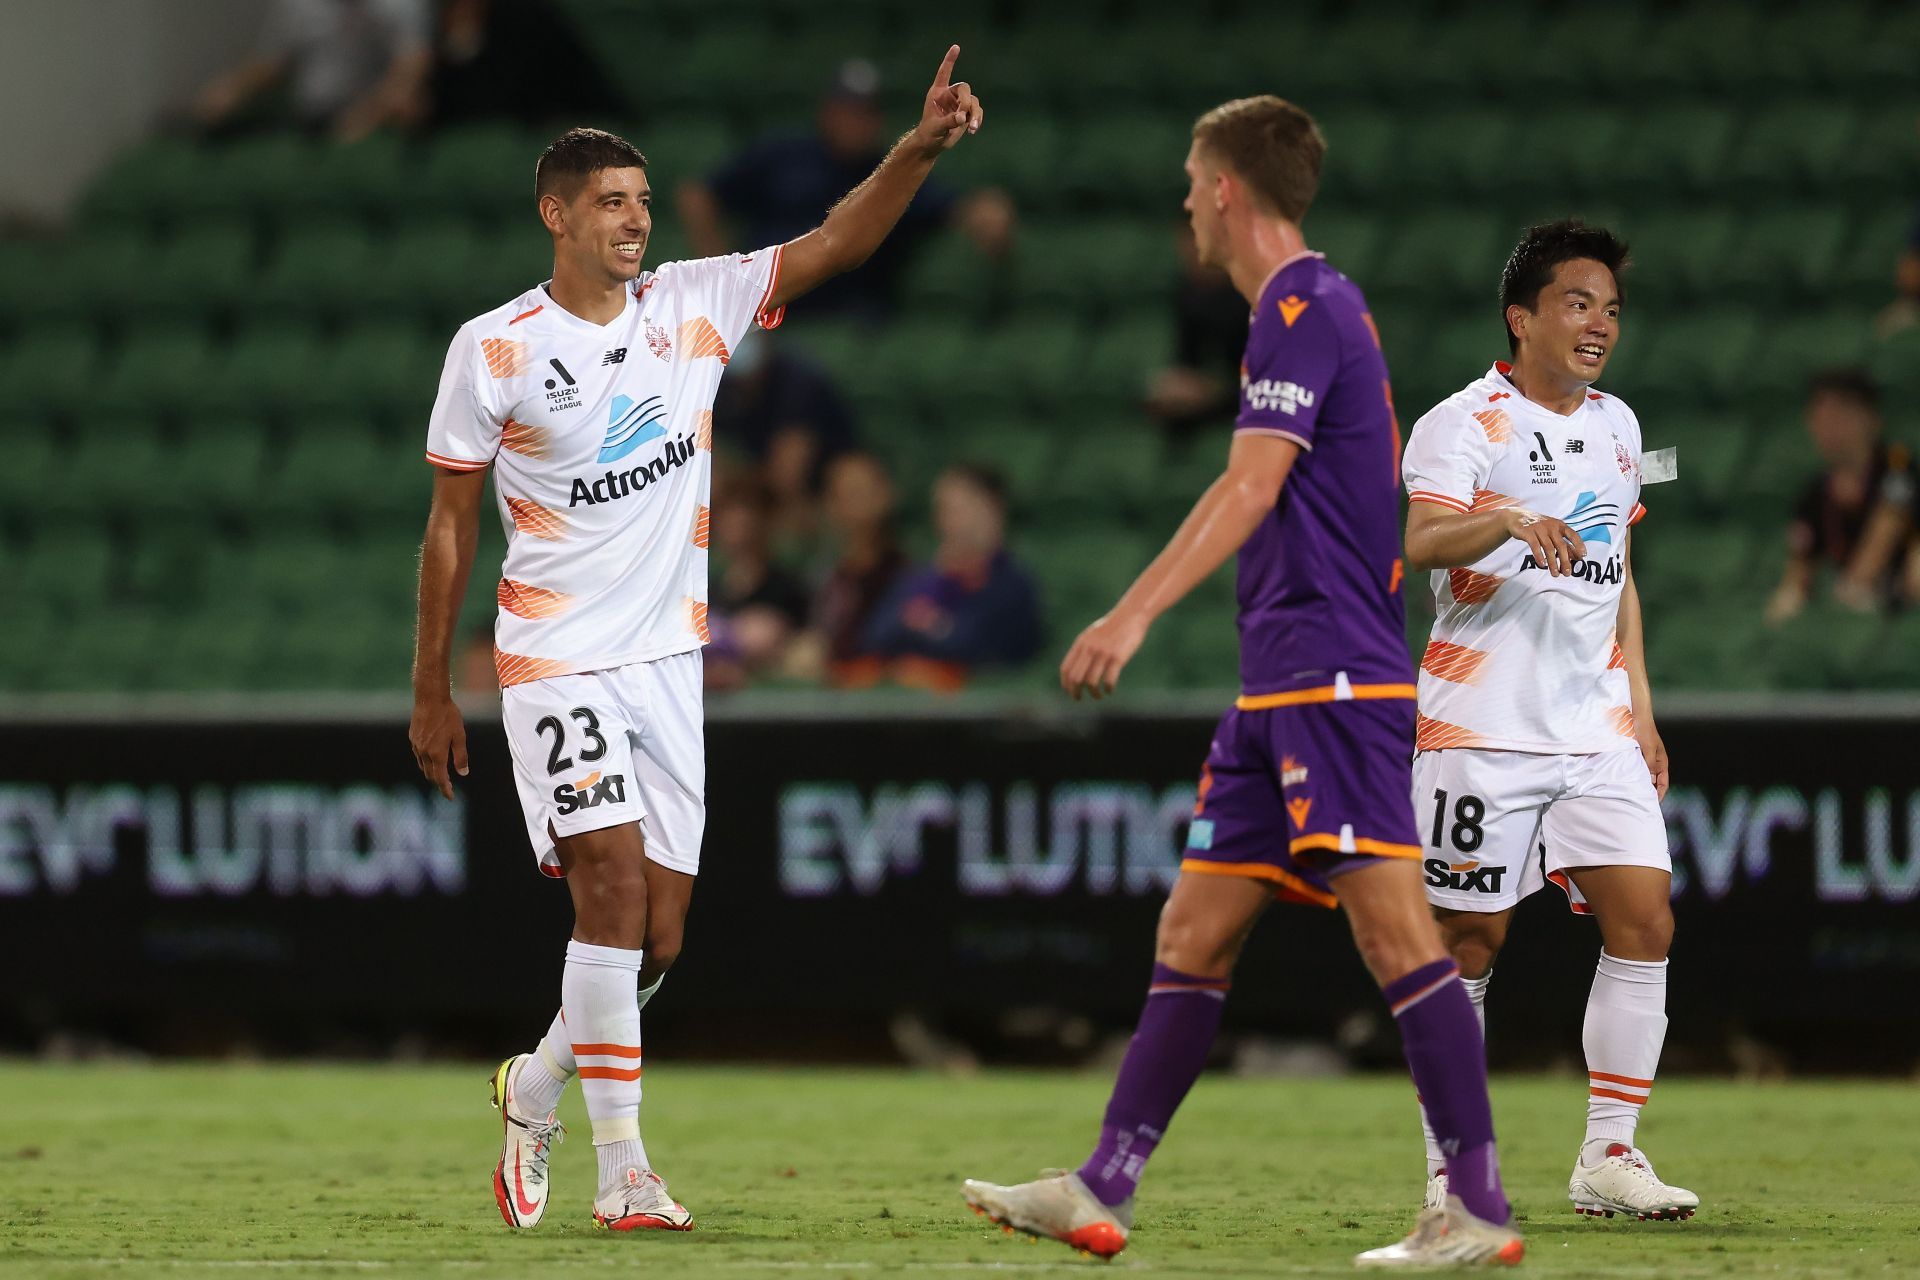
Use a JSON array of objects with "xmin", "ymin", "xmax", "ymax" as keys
[
  {"xmin": 425, "ymin": 324, "xmax": 503, "ymax": 473},
  {"xmin": 1401, "ymin": 394, "xmax": 1501, "ymax": 515},
  {"xmin": 652, "ymin": 245, "xmax": 787, "ymax": 354}
]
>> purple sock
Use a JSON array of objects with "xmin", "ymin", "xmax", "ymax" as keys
[
  {"xmin": 1076, "ymin": 963, "xmax": 1229, "ymax": 1207},
  {"xmin": 1384, "ymin": 958, "xmax": 1509, "ymax": 1224}
]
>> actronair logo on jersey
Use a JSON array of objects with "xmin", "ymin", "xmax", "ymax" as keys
[
  {"xmin": 1243, "ymin": 378, "xmax": 1316, "ymax": 417},
  {"xmin": 600, "ymin": 393, "xmax": 668, "ymax": 462},
  {"xmin": 1519, "ymin": 490, "xmax": 1624, "ymax": 584},
  {"xmin": 571, "ymin": 426, "xmax": 700, "ymax": 508}
]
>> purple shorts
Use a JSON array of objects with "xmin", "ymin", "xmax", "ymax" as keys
[{"xmin": 1182, "ymin": 695, "xmax": 1422, "ymax": 908}]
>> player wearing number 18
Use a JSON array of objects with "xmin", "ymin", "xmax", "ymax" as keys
[
  {"xmin": 406, "ymin": 48, "xmax": 984, "ymax": 1233},
  {"xmin": 1400, "ymin": 219, "xmax": 1699, "ymax": 1223}
]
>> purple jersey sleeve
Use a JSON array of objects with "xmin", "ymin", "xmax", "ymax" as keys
[{"xmin": 1235, "ymin": 293, "xmax": 1340, "ymax": 451}]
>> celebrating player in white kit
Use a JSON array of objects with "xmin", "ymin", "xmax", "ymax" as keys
[
  {"xmin": 1399, "ymin": 220, "xmax": 1698, "ymax": 1222},
  {"xmin": 407, "ymin": 49, "xmax": 982, "ymax": 1232}
]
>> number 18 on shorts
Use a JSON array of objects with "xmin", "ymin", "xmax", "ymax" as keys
[{"xmin": 1411, "ymin": 747, "xmax": 1672, "ymax": 915}]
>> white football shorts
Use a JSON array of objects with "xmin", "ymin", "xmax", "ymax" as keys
[
  {"xmin": 1410, "ymin": 746, "xmax": 1669, "ymax": 915},
  {"xmin": 499, "ymin": 650, "xmax": 706, "ymax": 878}
]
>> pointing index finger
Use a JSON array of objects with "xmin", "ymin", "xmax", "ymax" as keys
[{"xmin": 933, "ymin": 44, "xmax": 959, "ymax": 91}]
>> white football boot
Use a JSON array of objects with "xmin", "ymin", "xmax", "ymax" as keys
[
  {"xmin": 489, "ymin": 1053, "xmax": 565, "ymax": 1229},
  {"xmin": 594, "ymin": 1166, "xmax": 694, "ymax": 1231},
  {"xmin": 1569, "ymin": 1143, "xmax": 1699, "ymax": 1221},
  {"xmin": 1423, "ymin": 1167, "xmax": 1449, "ymax": 1211},
  {"xmin": 962, "ymin": 1169, "xmax": 1131, "ymax": 1259},
  {"xmin": 1356, "ymin": 1194, "xmax": 1525, "ymax": 1268}
]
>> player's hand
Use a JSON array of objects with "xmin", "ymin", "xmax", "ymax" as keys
[
  {"xmin": 1636, "ymin": 720, "xmax": 1670, "ymax": 800},
  {"xmin": 1502, "ymin": 508, "xmax": 1585, "ymax": 575},
  {"xmin": 912, "ymin": 45, "xmax": 982, "ymax": 157},
  {"xmin": 409, "ymin": 692, "xmax": 470, "ymax": 801},
  {"xmin": 1060, "ymin": 609, "xmax": 1150, "ymax": 701}
]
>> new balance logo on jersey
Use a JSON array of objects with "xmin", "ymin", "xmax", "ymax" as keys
[
  {"xmin": 553, "ymin": 771, "xmax": 627, "ymax": 816},
  {"xmin": 1425, "ymin": 859, "xmax": 1506, "ymax": 893},
  {"xmin": 1243, "ymin": 378, "xmax": 1316, "ymax": 416},
  {"xmin": 600, "ymin": 394, "xmax": 668, "ymax": 462},
  {"xmin": 1566, "ymin": 439, "xmax": 1585, "ymax": 454},
  {"xmin": 602, "ymin": 348, "xmax": 627, "ymax": 366},
  {"xmin": 570, "ymin": 432, "xmax": 699, "ymax": 507}
]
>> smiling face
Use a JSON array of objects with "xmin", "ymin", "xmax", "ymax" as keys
[
  {"xmin": 544, "ymin": 166, "xmax": 652, "ymax": 284},
  {"xmin": 1508, "ymin": 257, "xmax": 1621, "ymax": 384}
]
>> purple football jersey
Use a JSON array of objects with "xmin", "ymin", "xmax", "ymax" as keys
[{"xmin": 1231, "ymin": 252, "xmax": 1412, "ymax": 697}]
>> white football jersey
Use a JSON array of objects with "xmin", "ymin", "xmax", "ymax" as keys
[
  {"xmin": 425, "ymin": 247, "xmax": 785, "ymax": 686},
  {"xmin": 1401, "ymin": 361, "xmax": 1647, "ymax": 755}
]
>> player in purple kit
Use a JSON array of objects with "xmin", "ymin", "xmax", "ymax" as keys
[{"xmin": 960, "ymin": 97, "xmax": 1523, "ymax": 1268}]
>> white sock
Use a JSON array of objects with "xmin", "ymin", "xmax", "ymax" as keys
[
  {"xmin": 1421, "ymin": 970, "xmax": 1492, "ymax": 1176},
  {"xmin": 596, "ymin": 1136, "xmax": 651, "ymax": 1194},
  {"xmin": 512, "ymin": 1010, "xmax": 572, "ymax": 1119},
  {"xmin": 563, "ymin": 939, "xmax": 646, "ymax": 1174},
  {"xmin": 638, "ymin": 972, "xmax": 665, "ymax": 1010},
  {"xmin": 1583, "ymin": 951, "xmax": 1668, "ymax": 1152}
]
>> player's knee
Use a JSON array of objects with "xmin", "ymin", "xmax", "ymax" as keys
[
  {"xmin": 1607, "ymin": 906, "xmax": 1673, "ymax": 961},
  {"xmin": 642, "ymin": 926, "xmax": 682, "ymax": 973},
  {"xmin": 1440, "ymin": 923, "xmax": 1504, "ymax": 978},
  {"xmin": 1153, "ymin": 902, "xmax": 1239, "ymax": 978}
]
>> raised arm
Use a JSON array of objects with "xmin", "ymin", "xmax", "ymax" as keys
[
  {"xmin": 766, "ymin": 45, "xmax": 982, "ymax": 311},
  {"xmin": 1615, "ymin": 533, "xmax": 1668, "ymax": 798},
  {"xmin": 1060, "ymin": 433, "xmax": 1300, "ymax": 699},
  {"xmin": 409, "ymin": 468, "xmax": 489, "ymax": 799}
]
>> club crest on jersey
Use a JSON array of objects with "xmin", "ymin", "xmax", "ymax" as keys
[
  {"xmin": 646, "ymin": 322, "xmax": 673, "ymax": 361},
  {"xmin": 553, "ymin": 770, "xmax": 627, "ymax": 816},
  {"xmin": 600, "ymin": 393, "xmax": 668, "ymax": 462},
  {"xmin": 1614, "ymin": 437, "xmax": 1637, "ymax": 478}
]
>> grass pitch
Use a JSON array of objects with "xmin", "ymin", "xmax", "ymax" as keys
[{"xmin": 1, "ymin": 1064, "xmax": 1912, "ymax": 1278}]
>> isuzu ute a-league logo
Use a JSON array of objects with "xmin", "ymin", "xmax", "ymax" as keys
[{"xmin": 544, "ymin": 358, "xmax": 582, "ymax": 410}]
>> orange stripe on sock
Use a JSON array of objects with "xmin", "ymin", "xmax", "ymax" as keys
[
  {"xmin": 572, "ymin": 1042, "xmax": 642, "ymax": 1058},
  {"xmin": 1589, "ymin": 1070, "xmax": 1654, "ymax": 1087},
  {"xmin": 576, "ymin": 1065, "xmax": 643, "ymax": 1081},
  {"xmin": 1589, "ymin": 1087, "xmax": 1648, "ymax": 1105}
]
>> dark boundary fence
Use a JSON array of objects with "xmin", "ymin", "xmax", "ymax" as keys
[{"xmin": 1, "ymin": 700, "xmax": 1915, "ymax": 1069}]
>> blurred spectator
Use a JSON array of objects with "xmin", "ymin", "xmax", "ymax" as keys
[
  {"xmin": 788, "ymin": 451, "xmax": 909, "ymax": 683},
  {"xmin": 431, "ymin": 0, "xmax": 620, "ymax": 128},
  {"xmin": 714, "ymin": 334, "xmax": 859, "ymax": 551},
  {"xmin": 677, "ymin": 59, "xmax": 1015, "ymax": 321},
  {"xmin": 190, "ymin": 0, "xmax": 433, "ymax": 142},
  {"xmin": 1145, "ymin": 225, "xmax": 1250, "ymax": 436},
  {"xmin": 855, "ymin": 463, "xmax": 1042, "ymax": 691},
  {"xmin": 706, "ymin": 471, "xmax": 810, "ymax": 691},
  {"xmin": 1767, "ymin": 369, "xmax": 1920, "ymax": 623}
]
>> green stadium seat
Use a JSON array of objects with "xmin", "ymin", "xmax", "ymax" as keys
[
  {"xmin": 360, "ymin": 219, "xmax": 483, "ymax": 321},
  {"xmin": 1624, "ymin": 209, "xmax": 1737, "ymax": 302},
  {"xmin": 124, "ymin": 220, "xmax": 257, "ymax": 322},
  {"xmin": 417, "ymin": 126, "xmax": 543, "ymax": 224},
  {"xmin": 18, "ymin": 522, "xmax": 113, "ymax": 614},
  {"xmin": 898, "ymin": 230, "xmax": 1002, "ymax": 318},
  {"xmin": 1051, "ymin": 424, "xmax": 1167, "ymax": 519},
  {"xmin": 1371, "ymin": 210, "xmax": 1508, "ymax": 301},
  {"xmin": 306, "ymin": 134, "xmax": 409, "ymax": 219},
  {"xmin": 1397, "ymin": 109, "xmax": 1519, "ymax": 192},
  {"xmin": 79, "ymin": 137, "xmax": 226, "ymax": 227},
  {"xmin": 94, "ymin": 327, "xmax": 218, "ymax": 418},
  {"xmin": 1308, "ymin": 212, "xmax": 1385, "ymax": 288},
  {"xmin": 1055, "ymin": 113, "xmax": 1191, "ymax": 209},
  {"xmin": 1313, "ymin": 111, "xmax": 1398, "ymax": 201},
  {"xmin": 1726, "ymin": 102, "xmax": 1861, "ymax": 191},
  {"xmin": 0, "ymin": 323, "xmax": 96, "ymax": 417},
  {"xmin": 205, "ymin": 325, "xmax": 326, "ymax": 417},
  {"xmin": 1614, "ymin": 105, "xmax": 1739, "ymax": 193},
  {"xmin": 1834, "ymin": 207, "xmax": 1913, "ymax": 302},
  {"xmin": 258, "ymin": 222, "xmax": 380, "ymax": 318},
  {"xmin": 936, "ymin": 117, "xmax": 1061, "ymax": 209},
  {"xmin": 1615, "ymin": 309, "xmax": 1756, "ymax": 406},
  {"xmin": 1083, "ymin": 316, "xmax": 1173, "ymax": 406},
  {"xmin": 1747, "ymin": 310, "xmax": 1873, "ymax": 398},
  {"xmin": 1869, "ymin": 325, "xmax": 1920, "ymax": 400},
  {"xmin": 1510, "ymin": 112, "xmax": 1632, "ymax": 201},
  {"xmin": 63, "ymin": 417, "xmax": 168, "ymax": 519},
  {"xmin": 1723, "ymin": 207, "xmax": 1852, "ymax": 296}
]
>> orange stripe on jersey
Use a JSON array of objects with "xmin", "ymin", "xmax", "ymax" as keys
[
  {"xmin": 1409, "ymin": 489, "xmax": 1469, "ymax": 513},
  {"xmin": 694, "ymin": 410, "xmax": 714, "ymax": 452},
  {"xmin": 509, "ymin": 304, "xmax": 544, "ymax": 325},
  {"xmin": 1234, "ymin": 683, "xmax": 1417, "ymax": 710},
  {"xmin": 1608, "ymin": 641, "xmax": 1627, "ymax": 671},
  {"xmin": 1608, "ymin": 705, "xmax": 1636, "ymax": 736},
  {"xmin": 1448, "ymin": 567, "xmax": 1504, "ymax": 605},
  {"xmin": 1470, "ymin": 489, "xmax": 1520, "ymax": 512},
  {"xmin": 1472, "ymin": 408, "xmax": 1514, "ymax": 443},
  {"xmin": 691, "ymin": 505, "xmax": 710, "ymax": 549},
  {"xmin": 576, "ymin": 1065, "xmax": 643, "ymax": 1081},
  {"xmin": 497, "ymin": 578, "xmax": 575, "ymax": 620},
  {"xmin": 1630, "ymin": 501, "xmax": 1647, "ymax": 526},
  {"xmin": 494, "ymin": 648, "xmax": 573, "ymax": 687},
  {"xmin": 1416, "ymin": 713, "xmax": 1489, "ymax": 751},
  {"xmin": 425, "ymin": 450, "xmax": 489, "ymax": 472},
  {"xmin": 1421, "ymin": 640, "xmax": 1491, "ymax": 686},
  {"xmin": 1179, "ymin": 857, "xmax": 1339, "ymax": 910},
  {"xmin": 687, "ymin": 598, "xmax": 711, "ymax": 643},
  {"xmin": 501, "ymin": 417, "xmax": 550, "ymax": 459},
  {"xmin": 480, "ymin": 337, "xmax": 531, "ymax": 378},
  {"xmin": 677, "ymin": 316, "xmax": 731, "ymax": 364},
  {"xmin": 506, "ymin": 496, "xmax": 569, "ymax": 541}
]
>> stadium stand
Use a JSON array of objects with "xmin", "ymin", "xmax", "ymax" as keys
[{"xmin": 2, "ymin": 0, "xmax": 1917, "ymax": 693}]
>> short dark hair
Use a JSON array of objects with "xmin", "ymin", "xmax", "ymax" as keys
[
  {"xmin": 1192, "ymin": 96, "xmax": 1324, "ymax": 224},
  {"xmin": 942, "ymin": 462, "xmax": 1008, "ymax": 511},
  {"xmin": 1806, "ymin": 366, "xmax": 1881, "ymax": 413},
  {"xmin": 535, "ymin": 127, "xmax": 648, "ymax": 202},
  {"xmin": 1498, "ymin": 219, "xmax": 1631, "ymax": 354}
]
